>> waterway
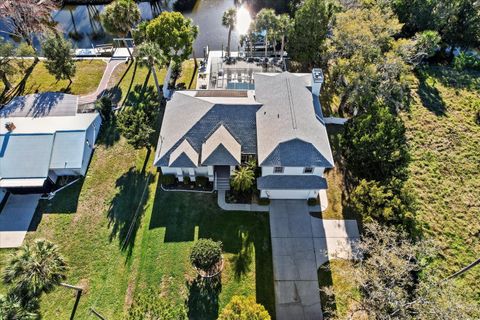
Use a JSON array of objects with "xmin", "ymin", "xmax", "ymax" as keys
[{"xmin": 0, "ymin": 0, "xmax": 261, "ymax": 57}]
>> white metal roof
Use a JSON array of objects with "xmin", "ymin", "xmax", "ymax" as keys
[{"xmin": 0, "ymin": 134, "xmax": 54, "ymax": 180}]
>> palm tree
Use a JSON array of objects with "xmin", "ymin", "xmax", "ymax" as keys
[
  {"xmin": 0, "ymin": 294, "xmax": 38, "ymax": 319},
  {"xmin": 255, "ymin": 9, "xmax": 277, "ymax": 58},
  {"xmin": 222, "ymin": 8, "xmax": 237, "ymax": 58},
  {"xmin": 100, "ymin": 0, "xmax": 141, "ymax": 60},
  {"xmin": 137, "ymin": 41, "xmax": 166, "ymax": 100},
  {"xmin": 3, "ymin": 239, "xmax": 67, "ymax": 299},
  {"xmin": 231, "ymin": 165, "xmax": 255, "ymax": 192},
  {"xmin": 277, "ymin": 14, "xmax": 292, "ymax": 61}
]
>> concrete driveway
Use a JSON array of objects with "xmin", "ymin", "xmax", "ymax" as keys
[
  {"xmin": 270, "ymin": 200, "xmax": 359, "ymax": 320},
  {"xmin": 0, "ymin": 194, "xmax": 41, "ymax": 248}
]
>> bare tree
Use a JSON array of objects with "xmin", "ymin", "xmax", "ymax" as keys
[
  {"xmin": 0, "ymin": 0, "xmax": 60, "ymax": 60},
  {"xmin": 322, "ymin": 222, "xmax": 480, "ymax": 320}
]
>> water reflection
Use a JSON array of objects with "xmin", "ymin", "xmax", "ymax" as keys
[
  {"xmin": 236, "ymin": 5, "xmax": 252, "ymax": 36},
  {"xmin": 0, "ymin": 0, "xmax": 255, "ymax": 56}
]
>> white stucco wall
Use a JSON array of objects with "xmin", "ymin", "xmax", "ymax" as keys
[{"xmin": 261, "ymin": 166, "xmax": 325, "ymax": 176}]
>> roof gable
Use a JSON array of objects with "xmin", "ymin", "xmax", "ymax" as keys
[
  {"xmin": 155, "ymin": 103, "xmax": 259, "ymax": 167},
  {"xmin": 168, "ymin": 139, "xmax": 198, "ymax": 168},
  {"xmin": 201, "ymin": 125, "xmax": 241, "ymax": 165},
  {"xmin": 201, "ymin": 144, "xmax": 240, "ymax": 166},
  {"xmin": 260, "ymin": 138, "xmax": 333, "ymax": 167}
]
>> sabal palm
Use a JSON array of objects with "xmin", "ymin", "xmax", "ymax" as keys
[
  {"xmin": 137, "ymin": 41, "xmax": 166, "ymax": 99},
  {"xmin": 277, "ymin": 14, "xmax": 292, "ymax": 61},
  {"xmin": 3, "ymin": 239, "xmax": 67, "ymax": 298},
  {"xmin": 231, "ymin": 165, "xmax": 255, "ymax": 192},
  {"xmin": 101, "ymin": 0, "xmax": 141, "ymax": 59},
  {"xmin": 222, "ymin": 8, "xmax": 237, "ymax": 57}
]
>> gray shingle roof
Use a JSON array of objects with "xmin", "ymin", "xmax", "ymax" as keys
[
  {"xmin": 255, "ymin": 72, "xmax": 334, "ymax": 168},
  {"xmin": 168, "ymin": 139, "xmax": 198, "ymax": 168},
  {"xmin": 201, "ymin": 125, "xmax": 241, "ymax": 166},
  {"xmin": 0, "ymin": 93, "xmax": 78, "ymax": 118},
  {"xmin": 257, "ymin": 175, "xmax": 328, "ymax": 190},
  {"xmin": 155, "ymin": 92, "xmax": 260, "ymax": 167},
  {"xmin": 202, "ymin": 144, "xmax": 240, "ymax": 166}
]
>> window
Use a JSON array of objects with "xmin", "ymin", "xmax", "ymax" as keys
[
  {"xmin": 273, "ymin": 167, "xmax": 284, "ymax": 174},
  {"xmin": 304, "ymin": 167, "xmax": 314, "ymax": 174}
]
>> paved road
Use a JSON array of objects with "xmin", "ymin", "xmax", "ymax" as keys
[
  {"xmin": 0, "ymin": 194, "xmax": 41, "ymax": 248},
  {"xmin": 269, "ymin": 200, "xmax": 359, "ymax": 320}
]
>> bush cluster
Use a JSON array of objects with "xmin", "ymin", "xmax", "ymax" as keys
[
  {"xmin": 190, "ymin": 239, "xmax": 222, "ymax": 272},
  {"xmin": 160, "ymin": 174, "xmax": 176, "ymax": 186},
  {"xmin": 453, "ymin": 52, "xmax": 480, "ymax": 71}
]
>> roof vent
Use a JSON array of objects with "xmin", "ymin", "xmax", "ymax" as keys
[
  {"xmin": 5, "ymin": 122, "xmax": 16, "ymax": 132},
  {"xmin": 312, "ymin": 68, "xmax": 324, "ymax": 96}
]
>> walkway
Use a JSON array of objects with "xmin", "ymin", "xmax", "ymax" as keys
[
  {"xmin": 78, "ymin": 59, "xmax": 125, "ymax": 105},
  {"xmin": 269, "ymin": 200, "xmax": 359, "ymax": 320},
  {"xmin": 0, "ymin": 194, "xmax": 41, "ymax": 248},
  {"xmin": 217, "ymin": 190, "xmax": 269, "ymax": 212}
]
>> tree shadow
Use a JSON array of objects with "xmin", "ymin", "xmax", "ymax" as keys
[
  {"xmin": 98, "ymin": 86, "xmax": 123, "ymax": 105},
  {"xmin": 107, "ymin": 167, "xmax": 154, "ymax": 260},
  {"xmin": 228, "ymin": 229, "xmax": 254, "ymax": 281},
  {"xmin": 416, "ymin": 69, "xmax": 447, "ymax": 116},
  {"xmin": 9, "ymin": 60, "xmax": 38, "ymax": 99},
  {"xmin": 149, "ymin": 187, "xmax": 276, "ymax": 315},
  {"xmin": 318, "ymin": 261, "xmax": 338, "ymax": 318},
  {"xmin": 95, "ymin": 119, "xmax": 121, "ymax": 148},
  {"xmin": 187, "ymin": 275, "xmax": 222, "ymax": 320},
  {"xmin": 28, "ymin": 178, "xmax": 85, "ymax": 232},
  {"xmin": 122, "ymin": 60, "xmax": 138, "ymax": 107}
]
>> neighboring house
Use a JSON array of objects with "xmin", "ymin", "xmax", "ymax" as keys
[
  {"xmin": 0, "ymin": 92, "xmax": 102, "ymax": 190},
  {"xmin": 154, "ymin": 70, "xmax": 334, "ymax": 200}
]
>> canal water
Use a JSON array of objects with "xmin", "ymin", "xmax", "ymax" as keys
[{"xmin": 0, "ymin": 0, "xmax": 251, "ymax": 57}]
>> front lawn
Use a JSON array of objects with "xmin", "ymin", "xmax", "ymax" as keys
[{"xmin": 0, "ymin": 128, "xmax": 273, "ymax": 319}]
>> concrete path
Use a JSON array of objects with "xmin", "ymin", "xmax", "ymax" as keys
[
  {"xmin": 0, "ymin": 194, "xmax": 41, "ymax": 248},
  {"xmin": 217, "ymin": 190, "xmax": 323, "ymax": 212},
  {"xmin": 217, "ymin": 190, "xmax": 270, "ymax": 212},
  {"xmin": 78, "ymin": 59, "xmax": 125, "ymax": 105},
  {"xmin": 269, "ymin": 200, "xmax": 359, "ymax": 320}
]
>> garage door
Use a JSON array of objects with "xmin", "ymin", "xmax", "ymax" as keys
[{"xmin": 265, "ymin": 190, "xmax": 313, "ymax": 199}]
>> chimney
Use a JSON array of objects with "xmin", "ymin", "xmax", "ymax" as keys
[
  {"xmin": 5, "ymin": 122, "xmax": 16, "ymax": 132},
  {"xmin": 311, "ymin": 68, "xmax": 324, "ymax": 96}
]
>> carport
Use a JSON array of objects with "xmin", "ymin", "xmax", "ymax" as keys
[{"xmin": 0, "ymin": 194, "xmax": 40, "ymax": 248}]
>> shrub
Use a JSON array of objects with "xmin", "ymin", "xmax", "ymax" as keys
[
  {"xmin": 258, "ymin": 198, "xmax": 270, "ymax": 206},
  {"xmin": 95, "ymin": 96, "xmax": 113, "ymax": 121},
  {"xmin": 190, "ymin": 239, "xmax": 222, "ymax": 272},
  {"xmin": 195, "ymin": 176, "xmax": 209, "ymax": 188},
  {"xmin": 218, "ymin": 296, "xmax": 271, "ymax": 320},
  {"xmin": 453, "ymin": 52, "xmax": 480, "ymax": 71},
  {"xmin": 350, "ymin": 179, "xmax": 415, "ymax": 227},
  {"xmin": 161, "ymin": 174, "xmax": 176, "ymax": 186},
  {"xmin": 183, "ymin": 176, "xmax": 191, "ymax": 184},
  {"xmin": 307, "ymin": 197, "xmax": 319, "ymax": 206}
]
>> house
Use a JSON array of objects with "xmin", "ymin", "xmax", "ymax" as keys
[
  {"xmin": 154, "ymin": 70, "xmax": 334, "ymax": 200},
  {"xmin": 0, "ymin": 92, "xmax": 102, "ymax": 190}
]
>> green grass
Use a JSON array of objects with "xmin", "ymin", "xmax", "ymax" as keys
[
  {"xmin": 0, "ymin": 60, "xmax": 106, "ymax": 96},
  {"xmin": 108, "ymin": 59, "xmax": 199, "ymax": 105},
  {"xmin": 401, "ymin": 66, "xmax": 480, "ymax": 300},
  {"xmin": 0, "ymin": 128, "xmax": 273, "ymax": 319}
]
